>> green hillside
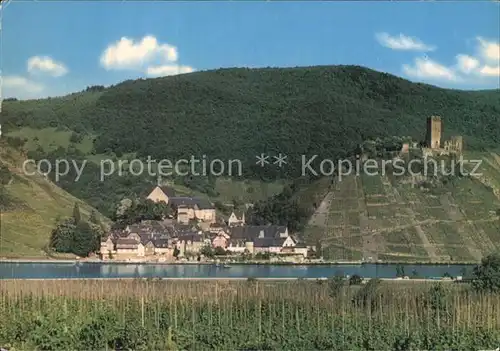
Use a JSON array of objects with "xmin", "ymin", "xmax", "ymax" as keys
[
  {"xmin": 1, "ymin": 65, "xmax": 499, "ymax": 261},
  {"xmin": 304, "ymin": 152, "xmax": 500, "ymax": 263},
  {"xmin": 2, "ymin": 65, "xmax": 499, "ymax": 217},
  {"xmin": 0, "ymin": 143, "xmax": 110, "ymax": 258},
  {"xmin": 2, "ymin": 65, "xmax": 499, "ymax": 178}
]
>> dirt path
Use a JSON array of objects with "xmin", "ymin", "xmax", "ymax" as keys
[
  {"xmin": 410, "ymin": 217, "xmax": 439, "ymax": 261},
  {"xmin": 307, "ymin": 192, "xmax": 333, "ymax": 227}
]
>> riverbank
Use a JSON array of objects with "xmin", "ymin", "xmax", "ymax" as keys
[
  {"xmin": 0, "ymin": 261, "xmax": 474, "ymax": 279},
  {"xmin": 0, "ymin": 257, "xmax": 481, "ymax": 266},
  {"xmin": 0, "ymin": 259, "xmax": 363, "ymax": 265},
  {"xmin": 0, "ymin": 277, "xmax": 459, "ymax": 283}
]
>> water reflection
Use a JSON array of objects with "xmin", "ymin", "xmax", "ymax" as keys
[{"xmin": 0, "ymin": 262, "xmax": 477, "ymax": 280}]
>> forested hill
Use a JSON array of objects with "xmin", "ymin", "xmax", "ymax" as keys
[{"xmin": 2, "ymin": 65, "xmax": 499, "ymax": 178}]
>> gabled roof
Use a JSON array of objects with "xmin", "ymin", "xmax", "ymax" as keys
[
  {"xmin": 108, "ymin": 229, "xmax": 123, "ymax": 238},
  {"xmin": 228, "ymin": 210, "xmax": 245, "ymax": 220},
  {"xmin": 143, "ymin": 240, "xmax": 155, "ymax": 247},
  {"xmin": 116, "ymin": 238, "xmax": 139, "ymax": 244},
  {"xmin": 228, "ymin": 238, "xmax": 247, "ymax": 247},
  {"xmin": 170, "ymin": 197, "xmax": 199, "ymax": 208},
  {"xmin": 196, "ymin": 198, "xmax": 215, "ymax": 210},
  {"xmin": 152, "ymin": 238, "xmax": 169, "ymax": 248},
  {"xmin": 126, "ymin": 221, "xmax": 175, "ymax": 237},
  {"xmin": 149, "ymin": 221, "xmax": 165, "ymax": 230},
  {"xmin": 228, "ymin": 225, "xmax": 288, "ymax": 241},
  {"xmin": 138, "ymin": 233, "xmax": 156, "ymax": 245},
  {"xmin": 174, "ymin": 223, "xmax": 198, "ymax": 232},
  {"xmin": 100, "ymin": 236, "xmax": 113, "ymax": 243},
  {"xmin": 161, "ymin": 226, "xmax": 176, "ymax": 237},
  {"xmin": 169, "ymin": 197, "xmax": 214, "ymax": 210},
  {"xmin": 254, "ymin": 237, "xmax": 286, "ymax": 248},
  {"xmin": 175, "ymin": 232, "xmax": 203, "ymax": 242},
  {"xmin": 210, "ymin": 222, "xmax": 226, "ymax": 228},
  {"xmin": 211, "ymin": 231, "xmax": 230, "ymax": 239},
  {"xmin": 127, "ymin": 224, "xmax": 143, "ymax": 233},
  {"xmin": 116, "ymin": 238, "xmax": 139, "ymax": 249},
  {"xmin": 159, "ymin": 186, "xmax": 176, "ymax": 197},
  {"xmin": 117, "ymin": 230, "xmax": 131, "ymax": 238}
]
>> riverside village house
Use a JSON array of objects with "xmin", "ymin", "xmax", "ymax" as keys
[
  {"xmin": 99, "ymin": 115, "xmax": 464, "ymax": 262},
  {"xmin": 147, "ymin": 185, "xmax": 216, "ymax": 224},
  {"xmin": 99, "ymin": 185, "xmax": 309, "ymax": 261}
]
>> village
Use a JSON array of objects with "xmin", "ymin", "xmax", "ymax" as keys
[
  {"xmin": 100, "ymin": 185, "xmax": 309, "ymax": 263},
  {"xmin": 99, "ymin": 116, "xmax": 465, "ymax": 264}
]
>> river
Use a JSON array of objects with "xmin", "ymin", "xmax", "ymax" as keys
[{"xmin": 0, "ymin": 262, "xmax": 476, "ymax": 279}]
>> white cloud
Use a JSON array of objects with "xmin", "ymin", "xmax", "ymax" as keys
[
  {"xmin": 477, "ymin": 37, "xmax": 500, "ymax": 62},
  {"xmin": 455, "ymin": 54, "xmax": 480, "ymax": 74},
  {"xmin": 400, "ymin": 36, "xmax": 499, "ymax": 86},
  {"xmin": 146, "ymin": 65, "xmax": 195, "ymax": 77},
  {"xmin": 473, "ymin": 37, "xmax": 500, "ymax": 78},
  {"xmin": 479, "ymin": 65, "xmax": 500, "ymax": 77},
  {"xmin": 100, "ymin": 35, "xmax": 178, "ymax": 70},
  {"xmin": 402, "ymin": 57, "xmax": 458, "ymax": 81},
  {"xmin": 2, "ymin": 75, "xmax": 45, "ymax": 99},
  {"xmin": 3, "ymin": 75, "xmax": 44, "ymax": 92},
  {"xmin": 100, "ymin": 35, "xmax": 195, "ymax": 78},
  {"xmin": 27, "ymin": 56, "xmax": 68, "ymax": 77},
  {"xmin": 376, "ymin": 32, "xmax": 435, "ymax": 51}
]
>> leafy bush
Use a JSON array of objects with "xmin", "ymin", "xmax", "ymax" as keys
[
  {"xmin": 113, "ymin": 198, "xmax": 172, "ymax": 226},
  {"xmin": 472, "ymin": 253, "xmax": 500, "ymax": 292},
  {"xmin": 200, "ymin": 245, "xmax": 215, "ymax": 258},
  {"xmin": 214, "ymin": 246, "xmax": 227, "ymax": 256},
  {"xmin": 349, "ymin": 274, "xmax": 363, "ymax": 285},
  {"xmin": 69, "ymin": 132, "xmax": 84, "ymax": 143},
  {"xmin": 49, "ymin": 206, "xmax": 101, "ymax": 257}
]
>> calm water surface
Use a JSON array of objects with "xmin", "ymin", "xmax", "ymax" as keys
[{"xmin": 0, "ymin": 262, "xmax": 476, "ymax": 279}]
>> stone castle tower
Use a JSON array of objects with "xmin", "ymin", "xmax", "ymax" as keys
[
  {"xmin": 444, "ymin": 135, "xmax": 463, "ymax": 154},
  {"xmin": 426, "ymin": 116, "xmax": 442, "ymax": 149}
]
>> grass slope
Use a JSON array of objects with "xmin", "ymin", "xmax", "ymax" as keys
[
  {"xmin": 7, "ymin": 127, "xmax": 94, "ymax": 154},
  {"xmin": 0, "ymin": 145, "xmax": 109, "ymax": 258}
]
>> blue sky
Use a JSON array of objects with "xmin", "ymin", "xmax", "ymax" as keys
[{"xmin": 2, "ymin": 1, "xmax": 499, "ymax": 99}]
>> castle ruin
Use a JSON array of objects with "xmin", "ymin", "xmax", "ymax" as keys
[
  {"xmin": 444, "ymin": 136, "xmax": 463, "ymax": 154},
  {"xmin": 426, "ymin": 116, "xmax": 442, "ymax": 149},
  {"xmin": 424, "ymin": 116, "xmax": 463, "ymax": 155}
]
